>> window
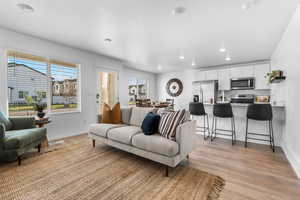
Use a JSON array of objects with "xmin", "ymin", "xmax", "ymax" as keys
[
  {"xmin": 50, "ymin": 59, "xmax": 78, "ymax": 113},
  {"xmin": 7, "ymin": 51, "xmax": 80, "ymax": 116},
  {"xmin": 128, "ymin": 78, "xmax": 149, "ymax": 105}
]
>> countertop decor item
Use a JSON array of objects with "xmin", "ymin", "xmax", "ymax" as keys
[
  {"xmin": 265, "ymin": 70, "xmax": 286, "ymax": 83},
  {"xmin": 166, "ymin": 78, "xmax": 183, "ymax": 97}
]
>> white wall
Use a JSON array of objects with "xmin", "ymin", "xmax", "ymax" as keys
[
  {"xmin": 157, "ymin": 70, "xmax": 195, "ymax": 110},
  {"xmin": 271, "ymin": 5, "xmax": 300, "ymax": 178},
  {"xmin": 0, "ymin": 28, "xmax": 156, "ymax": 140}
]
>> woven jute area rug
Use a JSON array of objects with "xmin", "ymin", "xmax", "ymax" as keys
[{"xmin": 0, "ymin": 135, "xmax": 225, "ymax": 200}]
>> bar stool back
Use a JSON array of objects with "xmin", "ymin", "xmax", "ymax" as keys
[
  {"xmin": 245, "ymin": 104, "xmax": 275, "ymax": 152},
  {"xmin": 212, "ymin": 103, "xmax": 236, "ymax": 145},
  {"xmin": 189, "ymin": 102, "xmax": 210, "ymax": 140}
]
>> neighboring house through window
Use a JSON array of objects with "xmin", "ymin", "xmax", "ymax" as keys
[
  {"xmin": 18, "ymin": 91, "xmax": 29, "ymax": 99},
  {"xmin": 7, "ymin": 51, "xmax": 80, "ymax": 116}
]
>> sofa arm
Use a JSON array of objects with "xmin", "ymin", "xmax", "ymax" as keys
[
  {"xmin": 175, "ymin": 120, "xmax": 197, "ymax": 157},
  {"xmin": 9, "ymin": 117, "xmax": 36, "ymax": 130}
]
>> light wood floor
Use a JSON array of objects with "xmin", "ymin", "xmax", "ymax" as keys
[{"xmin": 190, "ymin": 135, "xmax": 300, "ymax": 200}]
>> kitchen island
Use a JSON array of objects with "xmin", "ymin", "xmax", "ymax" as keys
[{"xmin": 192, "ymin": 103, "xmax": 285, "ymax": 146}]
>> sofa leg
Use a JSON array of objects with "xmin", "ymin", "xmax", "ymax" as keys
[
  {"xmin": 165, "ymin": 166, "xmax": 169, "ymax": 177},
  {"xmin": 92, "ymin": 139, "xmax": 95, "ymax": 148},
  {"xmin": 38, "ymin": 144, "xmax": 41, "ymax": 153},
  {"xmin": 18, "ymin": 156, "xmax": 22, "ymax": 166}
]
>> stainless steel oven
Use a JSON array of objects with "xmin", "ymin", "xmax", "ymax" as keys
[{"xmin": 230, "ymin": 78, "xmax": 255, "ymax": 90}]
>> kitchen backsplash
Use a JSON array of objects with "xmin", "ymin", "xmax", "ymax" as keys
[{"xmin": 218, "ymin": 89, "xmax": 271, "ymax": 102}]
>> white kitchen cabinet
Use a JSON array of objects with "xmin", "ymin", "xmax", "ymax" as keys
[
  {"xmin": 218, "ymin": 69, "xmax": 231, "ymax": 90},
  {"xmin": 255, "ymin": 64, "xmax": 270, "ymax": 90},
  {"xmin": 196, "ymin": 70, "xmax": 206, "ymax": 81},
  {"xmin": 206, "ymin": 70, "xmax": 218, "ymax": 80},
  {"xmin": 230, "ymin": 66, "xmax": 254, "ymax": 78}
]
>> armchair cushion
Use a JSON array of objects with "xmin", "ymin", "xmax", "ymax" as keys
[
  {"xmin": 4, "ymin": 128, "xmax": 46, "ymax": 150},
  {"xmin": 9, "ymin": 117, "xmax": 36, "ymax": 130},
  {"xmin": 0, "ymin": 112, "xmax": 13, "ymax": 131},
  {"xmin": 0, "ymin": 124, "xmax": 5, "ymax": 149}
]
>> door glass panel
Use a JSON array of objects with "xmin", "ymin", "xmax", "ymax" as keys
[{"xmin": 97, "ymin": 71, "xmax": 118, "ymax": 114}]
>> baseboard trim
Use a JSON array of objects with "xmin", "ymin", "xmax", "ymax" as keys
[
  {"xmin": 48, "ymin": 132, "xmax": 87, "ymax": 142},
  {"xmin": 282, "ymin": 140, "xmax": 300, "ymax": 178}
]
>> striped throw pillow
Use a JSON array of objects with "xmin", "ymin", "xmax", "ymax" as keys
[{"xmin": 158, "ymin": 109, "xmax": 186, "ymax": 141}]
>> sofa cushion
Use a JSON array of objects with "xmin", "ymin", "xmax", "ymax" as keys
[
  {"xmin": 89, "ymin": 123, "xmax": 125, "ymax": 138},
  {"xmin": 4, "ymin": 128, "xmax": 46, "ymax": 150},
  {"xmin": 132, "ymin": 133, "xmax": 179, "ymax": 157},
  {"xmin": 129, "ymin": 107, "xmax": 156, "ymax": 127},
  {"xmin": 101, "ymin": 103, "xmax": 122, "ymax": 124},
  {"xmin": 141, "ymin": 112, "xmax": 160, "ymax": 135},
  {"xmin": 107, "ymin": 126, "xmax": 142, "ymax": 145},
  {"xmin": 121, "ymin": 107, "xmax": 132, "ymax": 125},
  {"xmin": 0, "ymin": 111, "xmax": 13, "ymax": 131}
]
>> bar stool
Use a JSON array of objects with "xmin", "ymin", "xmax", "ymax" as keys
[
  {"xmin": 189, "ymin": 102, "xmax": 210, "ymax": 140},
  {"xmin": 245, "ymin": 104, "xmax": 275, "ymax": 152},
  {"xmin": 211, "ymin": 103, "xmax": 236, "ymax": 145}
]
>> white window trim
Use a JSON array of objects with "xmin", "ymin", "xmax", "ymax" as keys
[{"xmin": 5, "ymin": 49, "xmax": 82, "ymax": 116}]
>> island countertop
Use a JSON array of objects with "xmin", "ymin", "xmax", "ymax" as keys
[{"xmin": 202, "ymin": 102, "xmax": 285, "ymax": 108}]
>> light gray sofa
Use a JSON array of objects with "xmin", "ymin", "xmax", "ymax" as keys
[{"xmin": 88, "ymin": 107, "xmax": 197, "ymax": 176}]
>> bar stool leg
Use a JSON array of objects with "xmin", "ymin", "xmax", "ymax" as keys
[
  {"xmin": 206, "ymin": 114, "xmax": 210, "ymax": 138},
  {"xmin": 269, "ymin": 120, "xmax": 275, "ymax": 152},
  {"xmin": 203, "ymin": 114, "xmax": 207, "ymax": 140},
  {"xmin": 211, "ymin": 116, "xmax": 215, "ymax": 141},
  {"xmin": 233, "ymin": 116, "xmax": 236, "ymax": 143},
  {"xmin": 211, "ymin": 116, "xmax": 217, "ymax": 141},
  {"xmin": 245, "ymin": 118, "xmax": 249, "ymax": 148},
  {"xmin": 231, "ymin": 117, "xmax": 234, "ymax": 145}
]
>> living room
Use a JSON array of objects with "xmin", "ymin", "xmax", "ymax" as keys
[{"xmin": 1, "ymin": 0, "xmax": 300, "ymax": 200}]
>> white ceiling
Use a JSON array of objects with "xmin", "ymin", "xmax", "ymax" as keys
[{"xmin": 0, "ymin": 0, "xmax": 299, "ymax": 73}]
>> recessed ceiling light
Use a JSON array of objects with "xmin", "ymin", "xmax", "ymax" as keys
[
  {"xmin": 225, "ymin": 56, "xmax": 231, "ymax": 61},
  {"xmin": 157, "ymin": 65, "xmax": 162, "ymax": 71},
  {"xmin": 241, "ymin": 3, "xmax": 250, "ymax": 11},
  {"xmin": 179, "ymin": 55, "xmax": 185, "ymax": 60},
  {"xmin": 104, "ymin": 38, "xmax": 112, "ymax": 43},
  {"xmin": 191, "ymin": 61, "xmax": 196, "ymax": 66},
  {"xmin": 172, "ymin": 6, "xmax": 186, "ymax": 15},
  {"xmin": 241, "ymin": 0, "xmax": 260, "ymax": 11},
  {"xmin": 17, "ymin": 3, "xmax": 34, "ymax": 13},
  {"xmin": 219, "ymin": 47, "xmax": 226, "ymax": 52}
]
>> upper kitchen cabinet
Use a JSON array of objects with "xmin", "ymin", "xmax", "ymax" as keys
[
  {"xmin": 230, "ymin": 66, "xmax": 254, "ymax": 78},
  {"xmin": 254, "ymin": 63, "xmax": 270, "ymax": 90},
  {"xmin": 196, "ymin": 70, "xmax": 206, "ymax": 81},
  {"xmin": 218, "ymin": 69, "xmax": 231, "ymax": 90},
  {"xmin": 206, "ymin": 70, "xmax": 218, "ymax": 80}
]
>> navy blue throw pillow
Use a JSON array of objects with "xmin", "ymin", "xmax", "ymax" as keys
[{"xmin": 141, "ymin": 112, "xmax": 161, "ymax": 135}]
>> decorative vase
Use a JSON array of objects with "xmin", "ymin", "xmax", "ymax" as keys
[{"xmin": 37, "ymin": 112, "xmax": 45, "ymax": 119}]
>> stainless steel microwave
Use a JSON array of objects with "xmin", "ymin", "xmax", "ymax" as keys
[{"xmin": 230, "ymin": 78, "xmax": 255, "ymax": 90}]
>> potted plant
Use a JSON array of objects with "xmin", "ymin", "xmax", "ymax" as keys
[
  {"xmin": 265, "ymin": 70, "xmax": 285, "ymax": 83},
  {"xmin": 34, "ymin": 103, "xmax": 47, "ymax": 118}
]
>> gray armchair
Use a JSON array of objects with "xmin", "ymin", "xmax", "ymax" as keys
[{"xmin": 0, "ymin": 111, "xmax": 47, "ymax": 165}]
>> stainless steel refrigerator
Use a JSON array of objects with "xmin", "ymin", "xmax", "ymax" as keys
[{"xmin": 192, "ymin": 80, "xmax": 218, "ymax": 104}]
